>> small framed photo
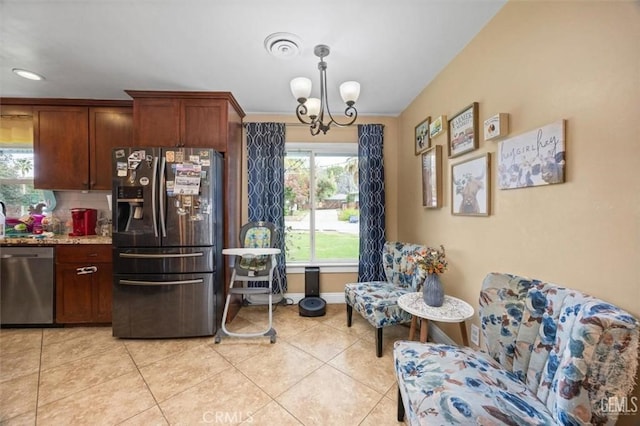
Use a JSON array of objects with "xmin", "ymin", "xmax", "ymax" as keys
[
  {"xmin": 421, "ymin": 145, "xmax": 442, "ymax": 208},
  {"xmin": 483, "ymin": 113, "xmax": 509, "ymax": 141},
  {"xmin": 451, "ymin": 153, "xmax": 490, "ymax": 216},
  {"xmin": 415, "ymin": 116, "xmax": 431, "ymax": 155},
  {"xmin": 448, "ymin": 102, "xmax": 479, "ymax": 158},
  {"xmin": 429, "ymin": 115, "xmax": 446, "ymax": 139}
]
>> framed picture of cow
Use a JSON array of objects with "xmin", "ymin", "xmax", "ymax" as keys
[
  {"xmin": 451, "ymin": 153, "xmax": 490, "ymax": 216},
  {"xmin": 422, "ymin": 145, "xmax": 442, "ymax": 208},
  {"xmin": 415, "ymin": 116, "xmax": 431, "ymax": 155},
  {"xmin": 448, "ymin": 102, "xmax": 479, "ymax": 158}
]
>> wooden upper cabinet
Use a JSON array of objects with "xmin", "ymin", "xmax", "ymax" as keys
[
  {"xmin": 181, "ymin": 99, "xmax": 226, "ymax": 151},
  {"xmin": 130, "ymin": 97, "xmax": 180, "ymax": 147},
  {"xmin": 34, "ymin": 106, "xmax": 89, "ymax": 190},
  {"xmin": 89, "ymin": 107, "xmax": 133, "ymax": 190},
  {"xmin": 127, "ymin": 91, "xmax": 238, "ymax": 152},
  {"xmin": 28, "ymin": 102, "xmax": 132, "ymax": 190}
]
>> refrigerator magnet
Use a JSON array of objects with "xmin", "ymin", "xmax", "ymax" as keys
[
  {"xmin": 175, "ymin": 151, "xmax": 184, "ymax": 162},
  {"xmin": 166, "ymin": 151, "xmax": 175, "ymax": 162},
  {"xmin": 116, "ymin": 162, "xmax": 127, "ymax": 177},
  {"xmin": 139, "ymin": 177, "xmax": 149, "ymax": 186},
  {"xmin": 189, "ymin": 155, "xmax": 199, "ymax": 163}
]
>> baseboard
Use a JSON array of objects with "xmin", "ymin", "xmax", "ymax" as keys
[
  {"xmin": 284, "ymin": 291, "xmax": 458, "ymax": 344},
  {"xmin": 428, "ymin": 323, "xmax": 457, "ymax": 345},
  {"xmin": 284, "ymin": 292, "xmax": 345, "ymax": 304}
]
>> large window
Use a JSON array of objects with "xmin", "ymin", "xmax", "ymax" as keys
[{"xmin": 284, "ymin": 143, "xmax": 359, "ymax": 265}]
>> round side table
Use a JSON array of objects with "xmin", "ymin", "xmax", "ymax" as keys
[{"xmin": 397, "ymin": 292, "xmax": 474, "ymax": 345}]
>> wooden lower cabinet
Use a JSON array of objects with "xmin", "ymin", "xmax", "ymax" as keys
[{"xmin": 55, "ymin": 245, "xmax": 112, "ymax": 324}]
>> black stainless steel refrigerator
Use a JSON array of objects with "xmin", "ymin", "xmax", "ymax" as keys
[{"xmin": 111, "ymin": 147, "xmax": 223, "ymax": 338}]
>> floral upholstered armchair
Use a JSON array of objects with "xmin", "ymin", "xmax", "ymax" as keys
[
  {"xmin": 345, "ymin": 241, "xmax": 430, "ymax": 357},
  {"xmin": 394, "ymin": 272, "xmax": 639, "ymax": 425}
]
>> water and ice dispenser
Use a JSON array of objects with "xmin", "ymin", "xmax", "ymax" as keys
[{"xmin": 115, "ymin": 186, "xmax": 144, "ymax": 232}]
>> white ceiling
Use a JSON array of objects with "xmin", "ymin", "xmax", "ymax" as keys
[{"xmin": 1, "ymin": 0, "xmax": 505, "ymax": 116}]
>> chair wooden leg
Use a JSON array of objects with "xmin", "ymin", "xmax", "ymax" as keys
[
  {"xmin": 397, "ymin": 386, "xmax": 405, "ymax": 421},
  {"xmin": 376, "ymin": 327, "xmax": 383, "ymax": 357},
  {"xmin": 346, "ymin": 304, "xmax": 353, "ymax": 327}
]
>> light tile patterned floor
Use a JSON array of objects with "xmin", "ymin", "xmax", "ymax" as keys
[{"xmin": 0, "ymin": 303, "xmax": 410, "ymax": 425}]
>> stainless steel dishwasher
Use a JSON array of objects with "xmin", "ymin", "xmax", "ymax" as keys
[{"xmin": 0, "ymin": 246, "xmax": 55, "ymax": 325}]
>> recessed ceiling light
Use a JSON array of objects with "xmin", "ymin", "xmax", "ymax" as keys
[{"xmin": 12, "ymin": 68, "xmax": 45, "ymax": 81}]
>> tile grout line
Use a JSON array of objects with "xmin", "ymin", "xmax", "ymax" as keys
[
  {"xmin": 34, "ymin": 328, "xmax": 44, "ymax": 425},
  {"xmin": 118, "ymin": 339, "xmax": 171, "ymax": 425}
]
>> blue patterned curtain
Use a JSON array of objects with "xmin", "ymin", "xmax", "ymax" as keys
[
  {"xmin": 245, "ymin": 122, "xmax": 287, "ymax": 292},
  {"xmin": 358, "ymin": 124, "xmax": 386, "ymax": 282}
]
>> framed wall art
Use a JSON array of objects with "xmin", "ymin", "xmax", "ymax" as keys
[
  {"xmin": 448, "ymin": 102, "xmax": 479, "ymax": 158},
  {"xmin": 429, "ymin": 115, "xmax": 446, "ymax": 139},
  {"xmin": 484, "ymin": 113, "xmax": 509, "ymax": 141},
  {"xmin": 415, "ymin": 116, "xmax": 430, "ymax": 155},
  {"xmin": 451, "ymin": 153, "xmax": 490, "ymax": 216},
  {"xmin": 421, "ymin": 145, "xmax": 442, "ymax": 208},
  {"xmin": 497, "ymin": 120, "xmax": 565, "ymax": 190}
]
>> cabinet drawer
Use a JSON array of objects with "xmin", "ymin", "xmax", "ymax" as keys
[{"xmin": 56, "ymin": 245, "xmax": 112, "ymax": 263}]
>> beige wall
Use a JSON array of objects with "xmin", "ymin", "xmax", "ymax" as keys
[
  {"xmin": 399, "ymin": 0, "xmax": 639, "ymax": 325},
  {"xmin": 242, "ymin": 114, "xmax": 399, "ymax": 294},
  {"xmin": 397, "ymin": 1, "xmax": 640, "ymax": 417}
]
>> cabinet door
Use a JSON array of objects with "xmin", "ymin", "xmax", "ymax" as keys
[
  {"xmin": 56, "ymin": 245, "xmax": 112, "ymax": 324},
  {"xmin": 181, "ymin": 99, "xmax": 226, "ymax": 151},
  {"xmin": 34, "ymin": 107, "xmax": 89, "ymax": 189},
  {"xmin": 56, "ymin": 264, "xmax": 94, "ymax": 323},
  {"xmin": 134, "ymin": 98, "xmax": 180, "ymax": 147},
  {"xmin": 89, "ymin": 107, "xmax": 133, "ymax": 190},
  {"xmin": 94, "ymin": 263, "xmax": 113, "ymax": 322}
]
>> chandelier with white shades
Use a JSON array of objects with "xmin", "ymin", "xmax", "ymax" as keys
[{"xmin": 290, "ymin": 45, "xmax": 360, "ymax": 136}]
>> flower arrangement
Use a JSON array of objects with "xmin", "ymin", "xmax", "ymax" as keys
[{"xmin": 413, "ymin": 245, "xmax": 447, "ymax": 275}]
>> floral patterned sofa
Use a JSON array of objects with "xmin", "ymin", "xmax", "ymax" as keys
[
  {"xmin": 345, "ymin": 241, "xmax": 429, "ymax": 357},
  {"xmin": 394, "ymin": 272, "xmax": 639, "ymax": 425}
]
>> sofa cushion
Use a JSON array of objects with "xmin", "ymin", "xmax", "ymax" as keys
[
  {"xmin": 394, "ymin": 341, "xmax": 557, "ymax": 425},
  {"xmin": 344, "ymin": 281, "xmax": 414, "ymax": 327}
]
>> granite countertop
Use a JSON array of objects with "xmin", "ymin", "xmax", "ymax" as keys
[{"xmin": 0, "ymin": 235, "xmax": 112, "ymax": 245}]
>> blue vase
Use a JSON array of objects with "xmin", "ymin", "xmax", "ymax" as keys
[{"xmin": 423, "ymin": 273, "xmax": 444, "ymax": 307}]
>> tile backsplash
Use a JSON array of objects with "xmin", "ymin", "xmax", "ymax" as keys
[{"xmin": 52, "ymin": 191, "xmax": 112, "ymax": 223}]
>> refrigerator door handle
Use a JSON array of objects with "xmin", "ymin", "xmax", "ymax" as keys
[
  {"xmin": 119, "ymin": 279, "xmax": 204, "ymax": 286},
  {"xmin": 118, "ymin": 252, "xmax": 204, "ymax": 259},
  {"xmin": 159, "ymin": 156, "xmax": 167, "ymax": 238},
  {"xmin": 151, "ymin": 156, "xmax": 159, "ymax": 238}
]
